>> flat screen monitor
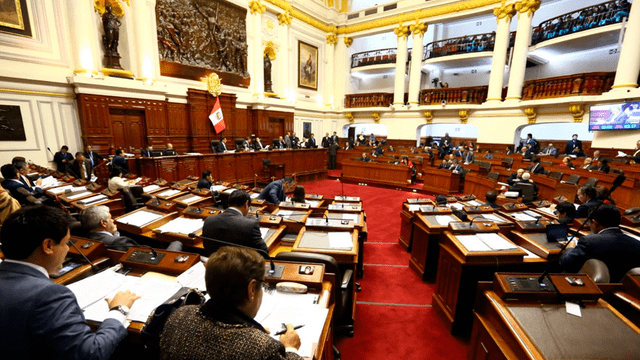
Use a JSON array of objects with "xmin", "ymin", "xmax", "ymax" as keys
[{"xmin": 589, "ymin": 101, "xmax": 640, "ymax": 131}]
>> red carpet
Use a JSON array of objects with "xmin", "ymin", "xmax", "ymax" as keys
[{"xmin": 300, "ymin": 179, "xmax": 468, "ymax": 359}]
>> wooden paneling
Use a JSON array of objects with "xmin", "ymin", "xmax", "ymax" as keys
[{"xmin": 341, "ymin": 159, "xmax": 411, "ymax": 186}]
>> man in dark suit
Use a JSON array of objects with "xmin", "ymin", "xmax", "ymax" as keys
[
  {"xmin": 529, "ymin": 158, "xmax": 545, "ymax": 174},
  {"xmin": 241, "ymin": 137, "xmax": 251, "ymax": 151},
  {"xmin": 449, "ymin": 159, "xmax": 463, "ymax": 173},
  {"xmin": 53, "ymin": 145, "xmax": 74, "ymax": 173},
  {"xmin": 331, "ymin": 131, "xmax": 339, "ymax": 144},
  {"xmin": 80, "ymin": 205, "xmax": 182, "ymax": 251},
  {"xmin": 217, "ymin": 137, "xmax": 229, "ymax": 153},
  {"xmin": 560, "ymin": 204, "xmax": 640, "ymax": 282},
  {"xmin": 141, "ymin": 144, "xmax": 154, "ymax": 157},
  {"xmin": 253, "ymin": 137, "xmax": 266, "ymax": 151},
  {"xmin": 359, "ymin": 152, "xmax": 371, "ymax": 162},
  {"xmin": 202, "ymin": 190, "xmax": 268, "ymax": 255},
  {"xmin": 308, "ymin": 133, "xmax": 317, "ymax": 148},
  {"xmin": 507, "ymin": 168, "xmax": 524, "ymax": 186},
  {"xmin": 575, "ymin": 185, "xmax": 601, "ymax": 218},
  {"xmin": 275, "ymin": 136, "xmax": 286, "ymax": 149},
  {"xmin": 84, "ymin": 145, "xmax": 104, "ymax": 166},
  {"xmin": 0, "ymin": 205, "xmax": 140, "ymax": 360},
  {"xmin": 525, "ymin": 133, "xmax": 539, "ymax": 154},
  {"xmin": 197, "ymin": 170, "xmax": 213, "ymax": 189},
  {"xmin": 15, "ymin": 161, "xmax": 41, "ymax": 188},
  {"xmin": 284, "ymin": 132, "xmax": 292, "ymax": 149},
  {"xmin": 112, "ymin": 149, "xmax": 128, "ymax": 174},
  {"xmin": 68, "ymin": 152, "xmax": 93, "ymax": 181},
  {"xmin": 257, "ymin": 177, "xmax": 295, "ymax": 204},
  {"xmin": 453, "ymin": 146, "xmax": 464, "ymax": 158},
  {"xmin": 344, "ymin": 140, "xmax": 354, "ymax": 150},
  {"xmin": 462, "ymin": 150, "xmax": 474, "ymax": 164},
  {"xmin": 321, "ymin": 132, "xmax": 331, "ymax": 147},
  {"xmin": 328, "ymin": 141, "xmax": 339, "ymax": 170},
  {"xmin": 565, "ymin": 134, "xmax": 584, "ymax": 156},
  {"xmin": 1, "ymin": 164, "xmax": 45, "ymax": 205},
  {"xmin": 291, "ymin": 132, "xmax": 300, "ymax": 149},
  {"xmin": 163, "ymin": 143, "xmax": 177, "ymax": 156}
]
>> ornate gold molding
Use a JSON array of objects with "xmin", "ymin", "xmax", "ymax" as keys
[
  {"xmin": 459, "ymin": 110, "xmax": 469, "ymax": 124},
  {"xmin": 346, "ymin": 112, "xmax": 354, "ymax": 123},
  {"xmin": 0, "ymin": 88, "xmax": 75, "ymax": 98},
  {"xmin": 493, "ymin": 1, "xmax": 516, "ymax": 22},
  {"xmin": 249, "ymin": 0, "xmax": 266, "ymax": 15},
  {"xmin": 514, "ymin": 0, "xmax": 540, "ymax": 19},
  {"xmin": 524, "ymin": 107, "xmax": 537, "ymax": 123},
  {"xmin": 94, "ymin": 0, "xmax": 129, "ymax": 17},
  {"xmin": 326, "ymin": 33, "xmax": 338, "ymax": 45},
  {"xmin": 569, "ymin": 104, "xmax": 584, "ymax": 123},
  {"xmin": 207, "ymin": 73, "xmax": 222, "ymax": 97},
  {"xmin": 410, "ymin": 21, "xmax": 427, "ymax": 37},
  {"xmin": 344, "ymin": 36, "xmax": 353, "ymax": 47},
  {"xmin": 394, "ymin": 23, "xmax": 410, "ymax": 40},
  {"xmin": 424, "ymin": 111, "xmax": 433, "ymax": 123},
  {"xmin": 101, "ymin": 67, "xmax": 134, "ymax": 78},
  {"xmin": 372, "ymin": 112, "xmax": 381, "ymax": 123},
  {"xmin": 263, "ymin": 41, "xmax": 277, "ymax": 60},
  {"xmin": 278, "ymin": 11, "xmax": 292, "ymax": 26}
]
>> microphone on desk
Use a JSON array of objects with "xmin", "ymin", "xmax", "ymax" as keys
[
  {"xmin": 68, "ymin": 239, "xmax": 97, "ymax": 271},
  {"xmin": 468, "ymin": 215, "xmax": 485, "ymax": 228},
  {"xmin": 47, "ymin": 147, "xmax": 55, "ymax": 158},
  {"xmin": 321, "ymin": 212, "xmax": 330, "ymax": 225},
  {"xmin": 188, "ymin": 233, "xmax": 277, "ymax": 277},
  {"xmin": 104, "ymin": 242, "xmax": 159, "ymax": 260}
]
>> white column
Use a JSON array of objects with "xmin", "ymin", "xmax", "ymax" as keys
[
  {"xmin": 67, "ymin": 1, "xmax": 97, "ymax": 74},
  {"xmin": 278, "ymin": 22, "xmax": 289, "ymax": 99},
  {"xmin": 131, "ymin": 0, "xmax": 155, "ymax": 81},
  {"xmin": 487, "ymin": 5, "xmax": 515, "ymax": 102},
  {"xmin": 334, "ymin": 35, "xmax": 349, "ymax": 110},
  {"xmin": 249, "ymin": 7, "xmax": 264, "ymax": 96},
  {"xmin": 324, "ymin": 38, "xmax": 335, "ymax": 107},
  {"xmin": 611, "ymin": 2, "xmax": 640, "ymax": 90},
  {"xmin": 393, "ymin": 25, "xmax": 409, "ymax": 106},
  {"xmin": 408, "ymin": 23, "xmax": 426, "ymax": 105},
  {"xmin": 505, "ymin": 1, "xmax": 539, "ymax": 102}
]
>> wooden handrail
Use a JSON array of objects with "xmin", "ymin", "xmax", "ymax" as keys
[{"xmin": 419, "ymin": 86, "xmax": 488, "ymax": 105}]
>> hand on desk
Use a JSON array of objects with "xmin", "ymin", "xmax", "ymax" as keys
[
  {"xmin": 279, "ymin": 324, "xmax": 301, "ymax": 350},
  {"xmin": 106, "ymin": 290, "xmax": 141, "ymax": 308}
]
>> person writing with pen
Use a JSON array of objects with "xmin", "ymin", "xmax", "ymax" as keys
[{"xmin": 160, "ymin": 246, "xmax": 303, "ymax": 360}]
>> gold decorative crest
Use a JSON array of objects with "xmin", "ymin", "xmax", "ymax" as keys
[
  {"xmin": 372, "ymin": 112, "xmax": 380, "ymax": 123},
  {"xmin": 94, "ymin": 0, "xmax": 130, "ymax": 17},
  {"xmin": 524, "ymin": 107, "xmax": 537, "ymax": 123},
  {"xmin": 515, "ymin": 0, "xmax": 540, "ymax": 18},
  {"xmin": 249, "ymin": 0, "xmax": 266, "ymax": 15},
  {"xmin": 569, "ymin": 104, "xmax": 584, "ymax": 123},
  {"xmin": 424, "ymin": 111, "xmax": 433, "ymax": 123},
  {"xmin": 459, "ymin": 110, "xmax": 469, "ymax": 124},
  {"xmin": 278, "ymin": 11, "xmax": 292, "ymax": 26},
  {"xmin": 326, "ymin": 33, "xmax": 338, "ymax": 45},
  {"xmin": 344, "ymin": 37, "xmax": 353, "ymax": 47},
  {"xmin": 207, "ymin": 73, "xmax": 222, "ymax": 97},
  {"xmin": 410, "ymin": 21, "xmax": 427, "ymax": 37},
  {"xmin": 346, "ymin": 112, "xmax": 354, "ymax": 123},
  {"xmin": 394, "ymin": 23, "xmax": 411, "ymax": 40},
  {"xmin": 493, "ymin": 1, "xmax": 516, "ymax": 22}
]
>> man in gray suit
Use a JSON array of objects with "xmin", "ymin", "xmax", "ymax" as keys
[
  {"xmin": 202, "ymin": 190, "xmax": 268, "ymax": 256},
  {"xmin": 0, "ymin": 205, "xmax": 140, "ymax": 360},
  {"xmin": 80, "ymin": 205, "xmax": 182, "ymax": 251},
  {"xmin": 284, "ymin": 131, "xmax": 292, "ymax": 149}
]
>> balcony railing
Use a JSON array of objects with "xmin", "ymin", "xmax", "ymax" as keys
[
  {"xmin": 522, "ymin": 72, "xmax": 615, "ymax": 100},
  {"xmin": 351, "ymin": 48, "xmax": 398, "ymax": 68},
  {"xmin": 345, "ymin": 92, "xmax": 394, "ymax": 108},
  {"xmin": 423, "ymin": 32, "xmax": 514, "ymax": 61},
  {"xmin": 532, "ymin": 1, "xmax": 631, "ymax": 45},
  {"xmin": 419, "ymin": 86, "xmax": 488, "ymax": 105}
]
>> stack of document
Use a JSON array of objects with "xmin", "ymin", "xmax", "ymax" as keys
[
  {"xmin": 435, "ymin": 215, "xmax": 457, "ymax": 226},
  {"xmin": 155, "ymin": 217, "xmax": 204, "ymax": 234},
  {"xmin": 327, "ymin": 232, "xmax": 353, "ymax": 250},
  {"xmin": 67, "ymin": 191, "xmax": 92, "ymax": 200},
  {"xmin": 456, "ymin": 233, "xmax": 518, "ymax": 252},
  {"xmin": 179, "ymin": 195, "xmax": 203, "ymax": 204},
  {"xmin": 117, "ymin": 211, "xmax": 164, "ymax": 227},
  {"xmin": 476, "ymin": 213, "xmax": 507, "ymax": 223},
  {"xmin": 142, "ymin": 184, "xmax": 160, "ymax": 193},
  {"xmin": 77, "ymin": 194, "xmax": 108, "ymax": 206},
  {"xmin": 157, "ymin": 189, "xmax": 181, "ymax": 197},
  {"xmin": 510, "ymin": 212, "xmax": 537, "ymax": 221}
]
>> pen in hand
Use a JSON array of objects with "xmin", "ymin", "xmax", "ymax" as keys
[{"xmin": 275, "ymin": 324, "xmax": 305, "ymax": 335}]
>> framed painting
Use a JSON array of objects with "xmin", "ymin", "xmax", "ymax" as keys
[
  {"xmin": 0, "ymin": 0, "xmax": 32, "ymax": 37},
  {"xmin": 298, "ymin": 41, "xmax": 318, "ymax": 91},
  {"xmin": 0, "ymin": 105, "xmax": 27, "ymax": 141}
]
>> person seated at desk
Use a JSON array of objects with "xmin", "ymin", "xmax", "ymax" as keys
[
  {"xmin": 483, "ymin": 149, "xmax": 493, "ymax": 160},
  {"xmin": 437, "ymin": 159, "xmax": 451, "ymax": 169},
  {"xmin": 80, "ymin": 205, "xmax": 182, "ymax": 251},
  {"xmin": 241, "ymin": 137, "xmax": 252, "ymax": 151},
  {"xmin": 539, "ymin": 143, "xmax": 558, "ymax": 156},
  {"xmin": 203, "ymin": 190, "xmax": 268, "ymax": 255},
  {"xmin": 0, "ymin": 205, "xmax": 140, "ymax": 360},
  {"xmin": 111, "ymin": 149, "xmax": 129, "ymax": 174},
  {"xmin": 359, "ymin": 152, "xmax": 371, "ymax": 162},
  {"xmin": 275, "ymin": 136, "xmax": 286, "ymax": 150},
  {"xmin": 483, "ymin": 190, "xmax": 502, "ymax": 209},
  {"xmin": 529, "ymin": 158, "xmax": 544, "ymax": 175},
  {"xmin": 299, "ymin": 137, "xmax": 308, "ymax": 149},
  {"xmin": 159, "ymin": 247, "xmax": 302, "ymax": 360},
  {"xmin": 108, "ymin": 166, "xmax": 135, "ymax": 192},
  {"xmin": 257, "ymin": 177, "xmax": 296, "ymax": 205},
  {"xmin": 67, "ymin": 152, "xmax": 92, "ymax": 181},
  {"xmin": 554, "ymin": 201, "xmax": 576, "ymax": 225},
  {"xmin": 1, "ymin": 164, "xmax": 46, "ymax": 205},
  {"xmin": 453, "ymin": 146, "xmax": 464, "ymax": 158},
  {"xmin": 565, "ymin": 134, "xmax": 584, "ymax": 157},
  {"xmin": 580, "ymin": 157, "xmax": 594, "ymax": 170},
  {"xmin": 591, "ymin": 150, "xmax": 602, "ymax": 163},
  {"xmin": 516, "ymin": 172, "xmax": 538, "ymax": 195},
  {"xmin": 290, "ymin": 185, "xmax": 306, "ymax": 203},
  {"xmin": 53, "ymin": 145, "xmax": 74, "ymax": 173},
  {"xmin": 198, "ymin": 170, "xmax": 213, "ymax": 190},
  {"xmin": 391, "ymin": 155, "xmax": 400, "ymax": 165},
  {"xmin": 560, "ymin": 156, "xmax": 575, "ymax": 169},
  {"xmin": 507, "ymin": 168, "xmax": 524, "ymax": 186},
  {"xmin": 575, "ymin": 185, "xmax": 601, "ymax": 218},
  {"xmin": 505, "ymin": 146, "xmax": 514, "ymax": 155},
  {"xmin": 595, "ymin": 159, "xmax": 610, "ymax": 173},
  {"xmin": 520, "ymin": 146, "xmax": 534, "ymax": 160},
  {"xmin": 141, "ymin": 144, "xmax": 153, "ymax": 157},
  {"xmin": 253, "ymin": 137, "xmax": 266, "ymax": 151},
  {"xmin": 560, "ymin": 204, "xmax": 640, "ymax": 282},
  {"xmin": 216, "ymin": 137, "xmax": 229, "ymax": 153},
  {"xmin": 372, "ymin": 145, "xmax": 384, "ymax": 157},
  {"xmin": 15, "ymin": 161, "xmax": 41, "ymax": 189},
  {"xmin": 462, "ymin": 149, "xmax": 474, "ymax": 164},
  {"xmin": 85, "ymin": 145, "xmax": 104, "ymax": 166},
  {"xmin": 344, "ymin": 140, "xmax": 354, "ymax": 150},
  {"xmin": 163, "ymin": 143, "xmax": 177, "ymax": 156},
  {"xmin": 449, "ymin": 159, "xmax": 463, "ymax": 174}
]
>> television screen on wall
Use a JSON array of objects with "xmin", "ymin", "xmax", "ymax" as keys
[{"xmin": 589, "ymin": 101, "xmax": 640, "ymax": 131}]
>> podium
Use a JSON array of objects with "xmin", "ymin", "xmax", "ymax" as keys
[{"xmin": 422, "ymin": 168, "xmax": 460, "ymax": 194}]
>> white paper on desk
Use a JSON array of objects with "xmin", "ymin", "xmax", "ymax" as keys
[
  {"xmin": 481, "ymin": 214, "xmax": 506, "ymax": 223},
  {"xmin": 67, "ymin": 270, "xmax": 127, "ymax": 309},
  {"xmin": 408, "ymin": 205, "xmax": 421, "ymax": 212},
  {"xmin": 260, "ymin": 227, "xmax": 270, "ymax": 239},
  {"xmin": 210, "ymin": 185, "xmax": 227, "ymax": 192},
  {"xmin": 223, "ymin": 189, "xmax": 235, "ymax": 195},
  {"xmin": 504, "ymin": 191, "xmax": 520, "ymax": 198},
  {"xmin": 477, "ymin": 233, "xmax": 517, "ymax": 250},
  {"xmin": 511, "ymin": 213, "xmax": 536, "ymax": 221},
  {"xmin": 155, "ymin": 217, "xmax": 203, "ymax": 234},
  {"xmin": 449, "ymin": 203, "xmax": 464, "ymax": 210},
  {"xmin": 250, "ymin": 193, "xmax": 260, "ymax": 198},
  {"xmin": 257, "ymin": 300, "xmax": 329, "ymax": 358},
  {"xmin": 176, "ymin": 262, "xmax": 207, "ymax": 291},
  {"xmin": 456, "ymin": 235, "xmax": 492, "ymax": 252},
  {"xmin": 67, "ymin": 191, "xmax": 92, "ymax": 200},
  {"xmin": 524, "ymin": 210, "xmax": 541, "ymax": 218},
  {"xmin": 255, "ymin": 291, "xmax": 320, "ymax": 324},
  {"xmin": 78, "ymin": 194, "xmax": 107, "ymax": 205},
  {"xmin": 566, "ymin": 301, "xmax": 582, "ymax": 317},
  {"xmin": 180, "ymin": 195, "xmax": 202, "ymax": 204},
  {"xmin": 143, "ymin": 184, "xmax": 160, "ymax": 193},
  {"xmin": 517, "ymin": 246, "xmax": 540, "ymax": 259},
  {"xmin": 617, "ymin": 151, "xmax": 628, "ymax": 158},
  {"xmin": 435, "ymin": 215, "xmax": 457, "ymax": 226},
  {"xmin": 306, "ymin": 200, "xmax": 320, "ymax": 207},
  {"xmin": 536, "ymin": 207, "xmax": 555, "ymax": 216},
  {"xmin": 276, "ymin": 210, "xmax": 294, "ymax": 218},
  {"xmin": 341, "ymin": 213, "xmax": 360, "ymax": 223},
  {"xmin": 157, "ymin": 189, "xmax": 180, "ymax": 197},
  {"xmin": 466, "ymin": 200, "xmax": 482, "ymax": 206},
  {"xmin": 41, "ymin": 177, "xmax": 62, "ymax": 189},
  {"xmin": 117, "ymin": 210, "xmax": 163, "ymax": 227},
  {"xmin": 328, "ymin": 232, "xmax": 353, "ymax": 250}
]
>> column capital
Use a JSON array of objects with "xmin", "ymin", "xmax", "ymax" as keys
[
  {"xmin": 344, "ymin": 36, "xmax": 353, "ymax": 47},
  {"xmin": 569, "ymin": 104, "xmax": 584, "ymax": 123},
  {"xmin": 410, "ymin": 21, "xmax": 427, "ymax": 38},
  {"xmin": 278, "ymin": 11, "xmax": 292, "ymax": 26},
  {"xmin": 326, "ymin": 33, "xmax": 338, "ymax": 46},
  {"xmin": 394, "ymin": 23, "xmax": 410, "ymax": 40},
  {"xmin": 493, "ymin": 2, "xmax": 516, "ymax": 22},
  {"xmin": 524, "ymin": 107, "xmax": 537, "ymax": 123},
  {"xmin": 514, "ymin": 0, "xmax": 540, "ymax": 19},
  {"xmin": 249, "ymin": 0, "xmax": 266, "ymax": 15}
]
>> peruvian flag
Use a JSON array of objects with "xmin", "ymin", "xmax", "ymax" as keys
[{"xmin": 209, "ymin": 97, "xmax": 226, "ymax": 134}]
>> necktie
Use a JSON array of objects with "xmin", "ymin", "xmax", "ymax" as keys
[
  {"xmin": 89, "ymin": 153, "xmax": 94, "ymax": 165},
  {"xmin": 79, "ymin": 162, "xmax": 85, "ymax": 180}
]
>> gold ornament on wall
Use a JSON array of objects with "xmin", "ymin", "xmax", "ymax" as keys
[
  {"xmin": 423, "ymin": 111, "xmax": 433, "ymax": 123},
  {"xmin": 493, "ymin": 0, "xmax": 516, "ymax": 22},
  {"xmin": 409, "ymin": 21, "xmax": 427, "ymax": 37},
  {"xmin": 94, "ymin": 0, "xmax": 129, "ymax": 17},
  {"xmin": 263, "ymin": 41, "xmax": 277, "ymax": 60},
  {"xmin": 372, "ymin": 112, "xmax": 380, "ymax": 123},
  {"xmin": 569, "ymin": 104, "xmax": 584, "ymax": 123},
  {"xmin": 346, "ymin": 112, "xmax": 354, "ymax": 123},
  {"xmin": 278, "ymin": 11, "xmax": 292, "ymax": 26},
  {"xmin": 326, "ymin": 33, "xmax": 338, "ymax": 45},
  {"xmin": 394, "ymin": 23, "xmax": 410, "ymax": 40},
  {"xmin": 524, "ymin": 107, "xmax": 537, "ymax": 123},
  {"xmin": 514, "ymin": 0, "xmax": 540, "ymax": 18},
  {"xmin": 459, "ymin": 110, "xmax": 469, "ymax": 124},
  {"xmin": 207, "ymin": 73, "xmax": 222, "ymax": 97},
  {"xmin": 249, "ymin": 0, "xmax": 266, "ymax": 15},
  {"xmin": 344, "ymin": 37, "xmax": 353, "ymax": 47}
]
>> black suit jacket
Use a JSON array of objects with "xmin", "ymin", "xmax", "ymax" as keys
[
  {"xmin": 321, "ymin": 136, "xmax": 331, "ymax": 147},
  {"xmin": 217, "ymin": 142, "xmax": 228, "ymax": 153},
  {"xmin": 560, "ymin": 228, "xmax": 640, "ymax": 281},
  {"xmin": 202, "ymin": 209, "xmax": 268, "ymax": 255},
  {"xmin": 68, "ymin": 159, "xmax": 93, "ymax": 181},
  {"xmin": 329, "ymin": 143, "xmax": 339, "ymax": 156},
  {"xmin": 253, "ymin": 141, "xmax": 265, "ymax": 151},
  {"xmin": 1, "ymin": 178, "xmax": 44, "ymax": 204},
  {"xmin": 141, "ymin": 150, "xmax": 151, "ymax": 157},
  {"xmin": 308, "ymin": 138, "xmax": 317, "ymax": 148},
  {"xmin": 530, "ymin": 163, "xmax": 545, "ymax": 174},
  {"xmin": 111, "ymin": 155, "xmax": 129, "ymax": 173},
  {"xmin": 575, "ymin": 198, "xmax": 601, "ymax": 218},
  {"xmin": 197, "ymin": 178, "xmax": 213, "ymax": 189},
  {"xmin": 565, "ymin": 139, "xmax": 583, "ymax": 156},
  {"xmin": 53, "ymin": 151, "xmax": 74, "ymax": 173},
  {"xmin": 85, "ymin": 150, "xmax": 104, "ymax": 166}
]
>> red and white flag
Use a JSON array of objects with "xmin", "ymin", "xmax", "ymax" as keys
[{"xmin": 209, "ymin": 97, "xmax": 226, "ymax": 134}]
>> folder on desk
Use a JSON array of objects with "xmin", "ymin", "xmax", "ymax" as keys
[
  {"xmin": 457, "ymin": 233, "xmax": 518, "ymax": 252},
  {"xmin": 299, "ymin": 231, "xmax": 353, "ymax": 250}
]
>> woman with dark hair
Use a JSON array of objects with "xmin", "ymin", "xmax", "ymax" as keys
[
  {"xmin": 291, "ymin": 185, "xmax": 306, "ymax": 203},
  {"xmin": 160, "ymin": 247, "xmax": 302, "ymax": 360},
  {"xmin": 400, "ymin": 156, "xmax": 417, "ymax": 183},
  {"xmin": 555, "ymin": 201, "xmax": 576, "ymax": 225},
  {"xmin": 107, "ymin": 166, "xmax": 134, "ymax": 192}
]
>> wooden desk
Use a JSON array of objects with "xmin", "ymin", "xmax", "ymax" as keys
[
  {"xmin": 410, "ymin": 213, "xmax": 460, "ymax": 281},
  {"xmin": 463, "ymin": 172, "xmax": 498, "ymax": 197},
  {"xmin": 509, "ymin": 231, "xmax": 564, "ymax": 260},
  {"xmin": 341, "ymin": 159, "xmax": 411, "ymax": 186},
  {"xmin": 422, "ymin": 168, "xmax": 460, "ymax": 195}
]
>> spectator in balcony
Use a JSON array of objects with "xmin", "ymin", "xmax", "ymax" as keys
[
  {"xmin": 540, "ymin": 143, "xmax": 558, "ymax": 156},
  {"xmin": 360, "ymin": 152, "xmax": 371, "ymax": 162},
  {"xmin": 453, "ymin": 146, "xmax": 464, "ymax": 158},
  {"xmin": 596, "ymin": 159, "xmax": 610, "ymax": 174},
  {"xmin": 581, "ymin": 157, "xmax": 593, "ymax": 170},
  {"xmin": 483, "ymin": 149, "xmax": 494, "ymax": 160},
  {"xmin": 565, "ymin": 134, "xmax": 584, "ymax": 156}
]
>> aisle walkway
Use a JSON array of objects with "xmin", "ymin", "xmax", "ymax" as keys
[{"xmin": 303, "ymin": 180, "xmax": 468, "ymax": 359}]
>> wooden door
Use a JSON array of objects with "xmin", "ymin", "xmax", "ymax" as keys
[
  {"xmin": 110, "ymin": 109, "xmax": 146, "ymax": 152},
  {"xmin": 268, "ymin": 118, "xmax": 283, "ymax": 141}
]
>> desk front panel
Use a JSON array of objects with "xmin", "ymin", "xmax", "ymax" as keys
[{"xmin": 341, "ymin": 160, "xmax": 411, "ymax": 186}]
